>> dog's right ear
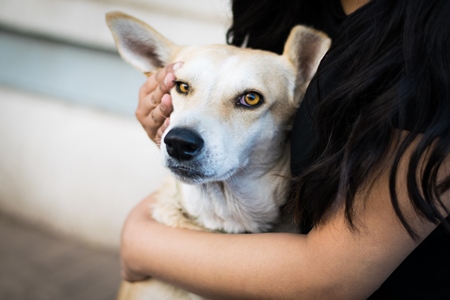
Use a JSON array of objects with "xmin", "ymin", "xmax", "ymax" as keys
[
  {"xmin": 106, "ymin": 11, "xmax": 178, "ymax": 75},
  {"xmin": 283, "ymin": 26, "xmax": 331, "ymax": 101}
]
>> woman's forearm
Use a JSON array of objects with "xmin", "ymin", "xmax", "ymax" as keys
[{"xmin": 122, "ymin": 206, "xmax": 313, "ymax": 299}]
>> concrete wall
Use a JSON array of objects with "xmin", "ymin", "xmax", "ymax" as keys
[
  {"xmin": 0, "ymin": 0, "xmax": 231, "ymax": 249},
  {"xmin": 0, "ymin": 0, "xmax": 230, "ymax": 49}
]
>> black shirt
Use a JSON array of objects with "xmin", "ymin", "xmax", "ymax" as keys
[{"xmin": 290, "ymin": 0, "xmax": 450, "ymax": 298}]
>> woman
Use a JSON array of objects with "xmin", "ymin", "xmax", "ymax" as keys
[{"xmin": 124, "ymin": 0, "xmax": 450, "ymax": 298}]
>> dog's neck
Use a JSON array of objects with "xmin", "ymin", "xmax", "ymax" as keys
[{"xmin": 180, "ymin": 144, "xmax": 291, "ymax": 233}]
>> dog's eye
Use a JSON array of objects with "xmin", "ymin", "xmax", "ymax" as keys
[
  {"xmin": 175, "ymin": 82, "xmax": 190, "ymax": 94},
  {"xmin": 238, "ymin": 92, "xmax": 263, "ymax": 107}
]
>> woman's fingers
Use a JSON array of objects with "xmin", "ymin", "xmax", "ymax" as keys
[
  {"xmin": 145, "ymin": 94, "xmax": 173, "ymax": 144},
  {"xmin": 136, "ymin": 62, "xmax": 183, "ymax": 142},
  {"xmin": 136, "ymin": 72, "xmax": 174, "ymax": 121},
  {"xmin": 139, "ymin": 62, "xmax": 182, "ymax": 97},
  {"xmin": 155, "ymin": 116, "xmax": 171, "ymax": 146}
]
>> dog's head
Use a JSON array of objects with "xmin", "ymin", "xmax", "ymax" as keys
[{"xmin": 106, "ymin": 12, "xmax": 330, "ymax": 184}]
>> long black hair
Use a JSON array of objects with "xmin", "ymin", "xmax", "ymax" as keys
[
  {"xmin": 228, "ymin": 0, "xmax": 450, "ymax": 238},
  {"xmin": 226, "ymin": 0, "xmax": 336, "ymax": 53}
]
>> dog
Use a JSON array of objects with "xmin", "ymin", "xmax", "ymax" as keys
[{"xmin": 106, "ymin": 11, "xmax": 330, "ymax": 300}]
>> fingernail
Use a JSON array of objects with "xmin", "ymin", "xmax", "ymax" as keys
[
  {"xmin": 164, "ymin": 73, "xmax": 171, "ymax": 86},
  {"xmin": 164, "ymin": 118, "xmax": 170, "ymax": 127},
  {"xmin": 173, "ymin": 62, "xmax": 184, "ymax": 71}
]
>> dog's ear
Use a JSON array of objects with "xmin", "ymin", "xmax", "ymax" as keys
[
  {"xmin": 106, "ymin": 11, "xmax": 178, "ymax": 75},
  {"xmin": 283, "ymin": 26, "xmax": 331, "ymax": 97}
]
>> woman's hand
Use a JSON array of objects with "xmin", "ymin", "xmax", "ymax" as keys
[
  {"xmin": 136, "ymin": 62, "xmax": 183, "ymax": 145},
  {"xmin": 120, "ymin": 194, "xmax": 158, "ymax": 282}
]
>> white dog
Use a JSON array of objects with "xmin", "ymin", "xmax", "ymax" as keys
[{"xmin": 106, "ymin": 11, "xmax": 330, "ymax": 300}]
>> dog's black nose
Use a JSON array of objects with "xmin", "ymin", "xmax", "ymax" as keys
[{"xmin": 164, "ymin": 128, "xmax": 204, "ymax": 161}]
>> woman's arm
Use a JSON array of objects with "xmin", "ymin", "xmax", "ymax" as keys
[{"xmin": 121, "ymin": 137, "xmax": 450, "ymax": 300}]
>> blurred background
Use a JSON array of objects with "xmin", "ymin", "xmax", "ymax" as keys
[{"xmin": 0, "ymin": 0, "xmax": 230, "ymax": 298}]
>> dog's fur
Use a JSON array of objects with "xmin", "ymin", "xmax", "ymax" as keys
[{"xmin": 106, "ymin": 11, "xmax": 330, "ymax": 300}]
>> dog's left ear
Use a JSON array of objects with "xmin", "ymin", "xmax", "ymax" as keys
[
  {"xmin": 106, "ymin": 11, "xmax": 179, "ymax": 75},
  {"xmin": 283, "ymin": 26, "xmax": 331, "ymax": 99}
]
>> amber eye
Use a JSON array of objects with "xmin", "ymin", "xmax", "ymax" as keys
[
  {"xmin": 175, "ymin": 82, "xmax": 190, "ymax": 94},
  {"xmin": 238, "ymin": 92, "xmax": 263, "ymax": 107}
]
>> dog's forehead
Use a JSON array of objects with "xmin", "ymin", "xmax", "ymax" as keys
[
  {"xmin": 167, "ymin": 45, "xmax": 297, "ymax": 145},
  {"xmin": 173, "ymin": 45, "xmax": 294, "ymax": 93}
]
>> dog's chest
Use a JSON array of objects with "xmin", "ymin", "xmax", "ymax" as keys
[{"xmin": 180, "ymin": 181, "xmax": 282, "ymax": 233}]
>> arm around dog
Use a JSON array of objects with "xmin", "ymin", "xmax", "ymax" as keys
[{"xmin": 121, "ymin": 141, "xmax": 450, "ymax": 300}]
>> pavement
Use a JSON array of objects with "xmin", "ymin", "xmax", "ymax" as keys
[{"xmin": 0, "ymin": 212, "xmax": 122, "ymax": 300}]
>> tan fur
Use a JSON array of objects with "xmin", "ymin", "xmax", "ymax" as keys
[{"xmin": 106, "ymin": 11, "xmax": 330, "ymax": 300}]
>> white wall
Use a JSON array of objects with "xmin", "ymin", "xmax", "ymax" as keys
[
  {"xmin": 0, "ymin": 0, "xmax": 230, "ymax": 49},
  {"xmin": 0, "ymin": 87, "xmax": 168, "ymax": 248},
  {"xmin": 0, "ymin": 0, "xmax": 231, "ymax": 249}
]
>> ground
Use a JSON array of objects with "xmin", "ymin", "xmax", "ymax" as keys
[{"xmin": 0, "ymin": 212, "xmax": 121, "ymax": 300}]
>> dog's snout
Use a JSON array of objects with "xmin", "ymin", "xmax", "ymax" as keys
[{"xmin": 164, "ymin": 128, "xmax": 204, "ymax": 161}]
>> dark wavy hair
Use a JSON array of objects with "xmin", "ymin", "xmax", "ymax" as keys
[{"xmin": 227, "ymin": 0, "xmax": 450, "ymax": 238}]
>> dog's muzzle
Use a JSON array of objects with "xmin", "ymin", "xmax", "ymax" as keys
[{"xmin": 164, "ymin": 128, "xmax": 204, "ymax": 161}]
